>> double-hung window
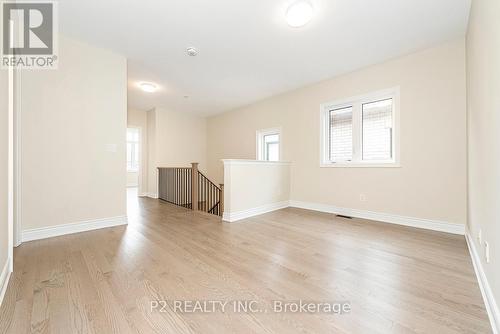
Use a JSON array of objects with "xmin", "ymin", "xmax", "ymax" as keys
[{"xmin": 320, "ymin": 88, "xmax": 399, "ymax": 167}]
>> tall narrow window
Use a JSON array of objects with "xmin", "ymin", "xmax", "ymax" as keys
[
  {"xmin": 329, "ymin": 106, "xmax": 353, "ymax": 162},
  {"xmin": 320, "ymin": 88, "xmax": 399, "ymax": 167},
  {"xmin": 257, "ymin": 128, "xmax": 281, "ymax": 161},
  {"xmin": 127, "ymin": 128, "xmax": 140, "ymax": 172}
]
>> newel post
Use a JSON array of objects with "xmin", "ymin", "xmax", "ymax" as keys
[
  {"xmin": 219, "ymin": 183, "xmax": 224, "ymax": 214},
  {"xmin": 191, "ymin": 163, "xmax": 199, "ymax": 210}
]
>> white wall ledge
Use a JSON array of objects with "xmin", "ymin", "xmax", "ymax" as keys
[{"xmin": 222, "ymin": 159, "xmax": 291, "ymax": 166}]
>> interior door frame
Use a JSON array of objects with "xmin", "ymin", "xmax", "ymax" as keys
[
  {"xmin": 7, "ymin": 29, "xmax": 14, "ymax": 271},
  {"xmin": 13, "ymin": 67, "xmax": 22, "ymax": 247}
]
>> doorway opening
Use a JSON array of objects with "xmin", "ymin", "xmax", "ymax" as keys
[{"xmin": 126, "ymin": 127, "xmax": 141, "ymax": 190}]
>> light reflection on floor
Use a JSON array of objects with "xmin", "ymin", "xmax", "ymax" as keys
[{"xmin": 127, "ymin": 187, "xmax": 140, "ymax": 221}]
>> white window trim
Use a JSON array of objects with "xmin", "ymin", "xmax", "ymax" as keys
[
  {"xmin": 319, "ymin": 87, "xmax": 400, "ymax": 168},
  {"xmin": 256, "ymin": 127, "xmax": 282, "ymax": 161}
]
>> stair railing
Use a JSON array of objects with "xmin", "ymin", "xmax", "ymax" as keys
[{"xmin": 158, "ymin": 163, "xmax": 223, "ymax": 217}]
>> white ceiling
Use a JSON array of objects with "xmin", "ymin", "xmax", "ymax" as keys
[{"xmin": 59, "ymin": 0, "xmax": 471, "ymax": 116}]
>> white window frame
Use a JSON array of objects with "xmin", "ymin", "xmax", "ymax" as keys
[
  {"xmin": 320, "ymin": 87, "xmax": 400, "ymax": 168},
  {"xmin": 256, "ymin": 127, "xmax": 282, "ymax": 161}
]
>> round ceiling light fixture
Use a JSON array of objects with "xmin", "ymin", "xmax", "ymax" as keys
[
  {"xmin": 139, "ymin": 82, "xmax": 157, "ymax": 93},
  {"xmin": 286, "ymin": 1, "xmax": 314, "ymax": 27},
  {"xmin": 186, "ymin": 47, "xmax": 198, "ymax": 56}
]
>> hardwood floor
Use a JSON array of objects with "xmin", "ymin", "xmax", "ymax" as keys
[{"xmin": 0, "ymin": 191, "xmax": 491, "ymax": 333}]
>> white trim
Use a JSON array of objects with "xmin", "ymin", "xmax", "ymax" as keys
[
  {"xmin": 14, "ymin": 65, "xmax": 22, "ymax": 247},
  {"xmin": 22, "ymin": 216, "xmax": 128, "ymax": 242},
  {"xmin": 222, "ymin": 201, "xmax": 289, "ymax": 223},
  {"xmin": 221, "ymin": 199, "xmax": 464, "ymax": 234},
  {"xmin": 0, "ymin": 257, "xmax": 12, "ymax": 307},
  {"xmin": 7, "ymin": 37, "xmax": 14, "ymax": 269},
  {"xmin": 465, "ymin": 231, "xmax": 499, "ymax": 334},
  {"xmin": 289, "ymin": 200, "xmax": 465, "ymax": 235},
  {"xmin": 127, "ymin": 183, "xmax": 139, "ymax": 188},
  {"xmin": 320, "ymin": 162, "xmax": 401, "ymax": 168},
  {"xmin": 145, "ymin": 192, "xmax": 158, "ymax": 199},
  {"xmin": 222, "ymin": 159, "xmax": 291, "ymax": 166},
  {"xmin": 320, "ymin": 87, "xmax": 400, "ymax": 168}
]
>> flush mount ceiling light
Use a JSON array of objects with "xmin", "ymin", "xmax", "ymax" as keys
[
  {"xmin": 186, "ymin": 47, "xmax": 198, "ymax": 56},
  {"xmin": 139, "ymin": 82, "xmax": 157, "ymax": 93},
  {"xmin": 286, "ymin": 1, "xmax": 314, "ymax": 27}
]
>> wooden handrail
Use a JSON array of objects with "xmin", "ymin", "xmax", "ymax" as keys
[
  {"xmin": 198, "ymin": 170, "xmax": 222, "ymax": 216},
  {"xmin": 157, "ymin": 163, "xmax": 223, "ymax": 217},
  {"xmin": 198, "ymin": 170, "xmax": 221, "ymax": 190}
]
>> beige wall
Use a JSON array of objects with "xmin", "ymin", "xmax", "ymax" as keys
[
  {"xmin": 467, "ymin": 0, "xmax": 500, "ymax": 311},
  {"xmin": 146, "ymin": 107, "xmax": 207, "ymax": 196},
  {"xmin": 0, "ymin": 66, "xmax": 8, "ymax": 275},
  {"xmin": 20, "ymin": 35, "xmax": 127, "ymax": 231},
  {"xmin": 208, "ymin": 39, "xmax": 467, "ymax": 226},
  {"xmin": 127, "ymin": 108, "xmax": 148, "ymax": 193}
]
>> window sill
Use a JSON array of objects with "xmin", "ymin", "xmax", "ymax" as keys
[{"xmin": 320, "ymin": 162, "xmax": 401, "ymax": 168}]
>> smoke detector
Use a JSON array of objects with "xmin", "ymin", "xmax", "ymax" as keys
[{"xmin": 186, "ymin": 47, "xmax": 198, "ymax": 56}]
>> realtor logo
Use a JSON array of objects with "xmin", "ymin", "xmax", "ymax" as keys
[{"xmin": 1, "ymin": 1, "xmax": 58, "ymax": 69}]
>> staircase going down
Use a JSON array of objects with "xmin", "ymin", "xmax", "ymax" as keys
[{"xmin": 157, "ymin": 163, "xmax": 223, "ymax": 217}]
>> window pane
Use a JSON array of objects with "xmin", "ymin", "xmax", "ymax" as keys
[
  {"xmin": 127, "ymin": 143, "xmax": 132, "ymax": 170},
  {"xmin": 362, "ymin": 99, "xmax": 393, "ymax": 161},
  {"xmin": 127, "ymin": 128, "xmax": 139, "ymax": 142},
  {"xmin": 259, "ymin": 131, "xmax": 280, "ymax": 161},
  {"xmin": 127, "ymin": 130, "xmax": 134, "ymax": 142},
  {"xmin": 329, "ymin": 106, "xmax": 353, "ymax": 162},
  {"xmin": 266, "ymin": 142, "xmax": 279, "ymax": 161},
  {"xmin": 264, "ymin": 134, "xmax": 279, "ymax": 143}
]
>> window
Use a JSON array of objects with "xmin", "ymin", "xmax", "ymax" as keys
[
  {"xmin": 320, "ymin": 88, "xmax": 399, "ymax": 167},
  {"xmin": 256, "ymin": 128, "xmax": 281, "ymax": 161},
  {"xmin": 362, "ymin": 99, "xmax": 393, "ymax": 161},
  {"xmin": 329, "ymin": 106, "xmax": 353, "ymax": 162},
  {"xmin": 127, "ymin": 128, "xmax": 140, "ymax": 172}
]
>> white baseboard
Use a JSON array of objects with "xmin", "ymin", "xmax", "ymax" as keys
[
  {"xmin": 222, "ymin": 200, "xmax": 464, "ymax": 235},
  {"xmin": 145, "ymin": 192, "xmax": 158, "ymax": 199},
  {"xmin": 222, "ymin": 201, "xmax": 289, "ymax": 223},
  {"xmin": 466, "ymin": 231, "xmax": 499, "ymax": 334},
  {"xmin": 0, "ymin": 257, "xmax": 12, "ymax": 307},
  {"xmin": 22, "ymin": 216, "xmax": 128, "ymax": 242},
  {"xmin": 288, "ymin": 200, "xmax": 465, "ymax": 235}
]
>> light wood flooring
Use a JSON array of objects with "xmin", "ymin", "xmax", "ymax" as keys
[{"xmin": 0, "ymin": 190, "xmax": 491, "ymax": 333}]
